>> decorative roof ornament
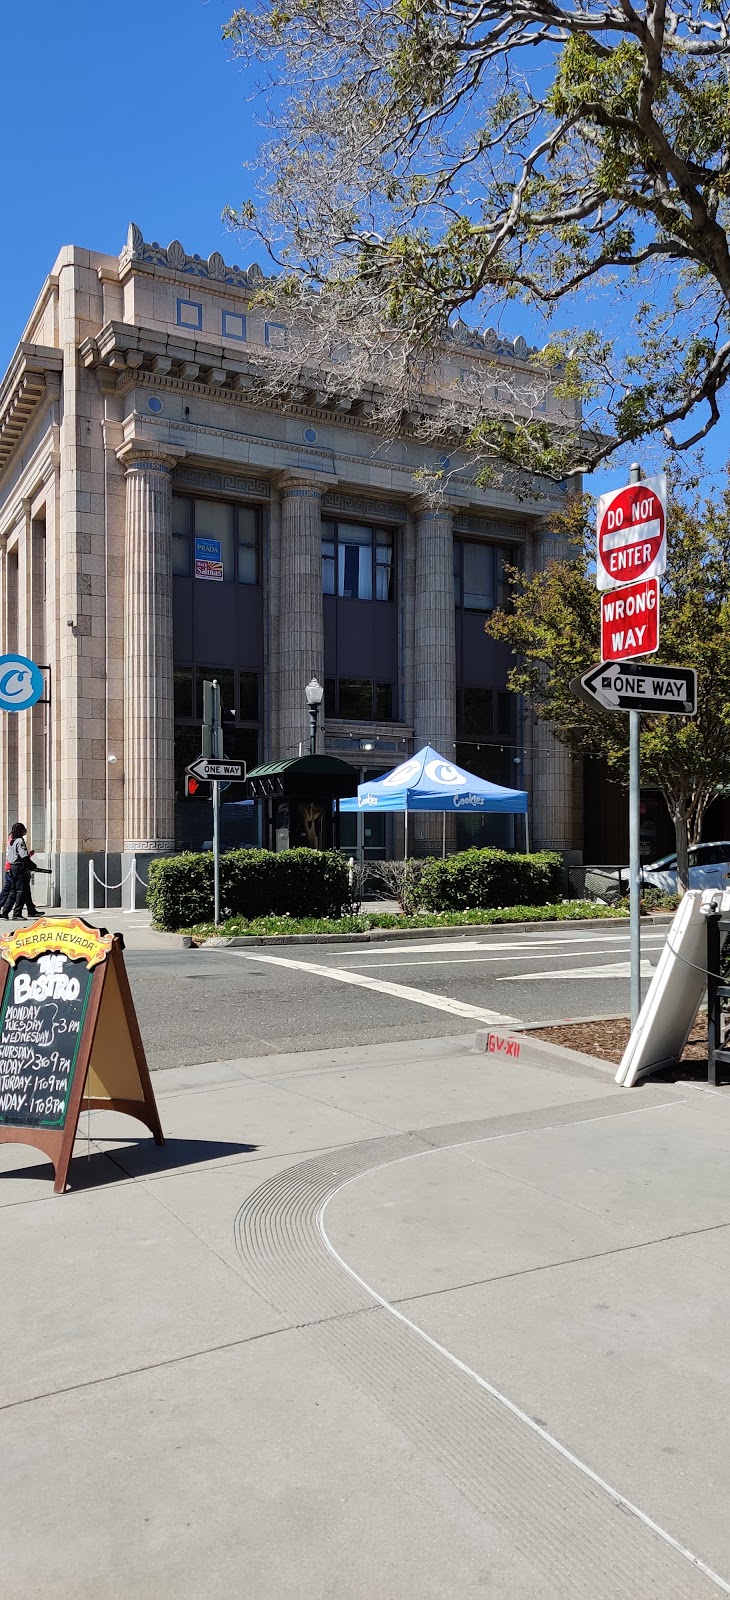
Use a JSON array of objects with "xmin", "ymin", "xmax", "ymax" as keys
[
  {"xmin": 447, "ymin": 318, "xmax": 538, "ymax": 362},
  {"xmin": 207, "ymin": 251, "xmax": 226, "ymax": 281},
  {"xmin": 166, "ymin": 239, "xmax": 186, "ymax": 271},
  {"xmin": 119, "ymin": 226, "xmax": 270, "ymax": 289}
]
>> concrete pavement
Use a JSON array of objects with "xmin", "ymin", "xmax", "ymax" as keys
[{"xmin": 1, "ymin": 1028, "xmax": 730, "ymax": 1596}]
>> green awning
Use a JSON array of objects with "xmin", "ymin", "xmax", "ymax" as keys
[{"xmin": 245, "ymin": 754, "xmax": 359, "ymax": 800}]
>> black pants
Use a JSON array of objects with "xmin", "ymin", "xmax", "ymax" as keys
[{"xmin": 8, "ymin": 863, "xmax": 37, "ymax": 918}]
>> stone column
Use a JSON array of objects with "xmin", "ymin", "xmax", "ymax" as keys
[
  {"xmin": 277, "ymin": 475, "xmax": 325, "ymax": 758},
  {"xmin": 118, "ymin": 446, "xmax": 177, "ymax": 858},
  {"xmin": 412, "ymin": 500, "xmax": 457, "ymax": 849},
  {"xmin": 531, "ymin": 520, "xmax": 580, "ymax": 856}
]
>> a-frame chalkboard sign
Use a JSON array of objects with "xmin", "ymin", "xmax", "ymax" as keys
[{"xmin": 0, "ymin": 917, "xmax": 163, "ymax": 1193}]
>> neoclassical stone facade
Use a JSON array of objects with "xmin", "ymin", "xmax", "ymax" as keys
[{"xmin": 0, "ymin": 225, "xmax": 583, "ymax": 905}]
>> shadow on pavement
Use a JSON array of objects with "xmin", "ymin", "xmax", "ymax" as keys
[{"xmin": 1, "ymin": 1137, "xmax": 259, "ymax": 1190}]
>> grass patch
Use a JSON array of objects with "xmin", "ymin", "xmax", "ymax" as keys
[{"xmin": 183, "ymin": 900, "xmax": 636, "ymax": 940}]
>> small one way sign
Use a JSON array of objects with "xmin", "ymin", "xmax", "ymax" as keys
[{"xmin": 572, "ymin": 661, "xmax": 697, "ymax": 716}]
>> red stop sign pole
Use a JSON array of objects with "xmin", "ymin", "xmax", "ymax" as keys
[{"xmin": 596, "ymin": 475, "xmax": 666, "ymax": 591}]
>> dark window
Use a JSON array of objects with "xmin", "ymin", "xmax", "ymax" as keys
[
  {"xmin": 375, "ymin": 682, "xmax": 393, "ymax": 720},
  {"xmin": 172, "ymin": 494, "xmax": 261, "ymax": 584},
  {"xmin": 458, "ymin": 687, "xmax": 514, "ymax": 738},
  {"xmin": 173, "ymin": 725, "xmax": 204, "ymax": 801},
  {"xmin": 174, "ymin": 667, "xmax": 193, "ymax": 718},
  {"xmin": 322, "ymin": 535, "xmax": 335, "ymax": 595},
  {"xmin": 339, "ymin": 678, "xmax": 374, "ymax": 719},
  {"xmin": 194, "ymin": 499, "xmax": 235, "ymax": 582},
  {"xmin": 172, "ymin": 495, "xmax": 192, "ymax": 576},
  {"xmin": 221, "ymin": 726, "xmax": 259, "ymax": 769},
  {"xmin": 322, "ymin": 522, "xmax": 395, "ymax": 602},
  {"xmin": 462, "ymin": 687, "xmax": 494, "ymax": 736},
  {"xmin": 237, "ymin": 506, "xmax": 259, "ymax": 585},
  {"xmin": 195, "ymin": 667, "xmax": 235, "ymax": 722},
  {"xmin": 327, "ymin": 679, "xmax": 396, "ymax": 721},
  {"xmin": 463, "ymin": 543, "xmax": 495, "ymax": 610},
  {"xmin": 375, "ymin": 531, "xmax": 394, "ymax": 601},
  {"xmin": 496, "ymin": 692, "xmax": 513, "ymax": 736},
  {"xmin": 239, "ymin": 671, "xmax": 259, "ymax": 722},
  {"xmin": 454, "ymin": 539, "xmax": 515, "ymax": 611}
]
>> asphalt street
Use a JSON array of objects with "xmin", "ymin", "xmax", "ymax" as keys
[{"xmin": 124, "ymin": 921, "xmax": 671, "ymax": 1069}]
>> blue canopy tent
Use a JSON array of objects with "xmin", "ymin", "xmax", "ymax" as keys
[{"xmin": 340, "ymin": 745, "xmax": 529, "ymax": 857}]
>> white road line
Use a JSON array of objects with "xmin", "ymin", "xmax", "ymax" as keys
[
  {"xmin": 237, "ymin": 951, "xmax": 521, "ymax": 1027},
  {"xmin": 316, "ymin": 1105, "xmax": 730, "ymax": 1596},
  {"xmin": 343, "ymin": 950, "xmax": 665, "ymax": 971},
  {"xmin": 500, "ymin": 961, "xmax": 656, "ymax": 982},
  {"xmin": 337, "ymin": 934, "xmax": 667, "ymax": 960}
]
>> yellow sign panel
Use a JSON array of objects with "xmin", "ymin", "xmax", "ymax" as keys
[{"xmin": 0, "ymin": 917, "xmax": 113, "ymax": 969}]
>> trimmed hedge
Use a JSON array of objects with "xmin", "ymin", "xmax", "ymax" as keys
[
  {"xmin": 147, "ymin": 848, "xmax": 351, "ymax": 931},
  {"xmin": 418, "ymin": 848, "xmax": 563, "ymax": 912}
]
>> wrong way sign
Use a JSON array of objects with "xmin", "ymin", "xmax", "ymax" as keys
[
  {"xmin": 601, "ymin": 576, "xmax": 659, "ymax": 661},
  {"xmin": 597, "ymin": 474, "xmax": 666, "ymax": 591}
]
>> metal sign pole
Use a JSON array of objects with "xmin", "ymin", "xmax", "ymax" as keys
[
  {"xmin": 212, "ymin": 779, "xmax": 221, "ymax": 926},
  {"xmin": 629, "ymin": 708, "xmax": 641, "ymax": 1028},
  {"xmin": 628, "ymin": 464, "xmax": 642, "ymax": 1028}
]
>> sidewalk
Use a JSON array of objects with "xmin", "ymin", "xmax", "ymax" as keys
[
  {"xmin": 30, "ymin": 904, "xmax": 187, "ymax": 952},
  {"xmin": 1, "ymin": 1029, "xmax": 730, "ymax": 1596}
]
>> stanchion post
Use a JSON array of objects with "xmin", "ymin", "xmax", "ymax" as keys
[{"xmin": 88, "ymin": 860, "xmax": 95, "ymax": 911}]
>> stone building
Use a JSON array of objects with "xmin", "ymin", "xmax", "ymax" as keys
[{"xmin": 0, "ymin": 223, "xmax": 585, "ymax": 907}]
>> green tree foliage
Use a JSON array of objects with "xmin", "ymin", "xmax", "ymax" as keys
[
  {"xmin": 487, "ymin": 483, "xmax": 730, "ymax": 884},
  {"xmin": 224, "ymin": 0, "xmax": 730, "ymax": 477}
]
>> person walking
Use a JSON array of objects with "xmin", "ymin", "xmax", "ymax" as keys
[
  {"xmin": 0, "ymin": 831, "xmax": 13, "ymax": 916},
  {"xmin": 3, "ymin": 824, "xmax": 39, "ymax": 921}
]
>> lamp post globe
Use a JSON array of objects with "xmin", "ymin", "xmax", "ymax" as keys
[{"xmin": 305, "ymin": 677, "xmax": 324, "ymax": 755}]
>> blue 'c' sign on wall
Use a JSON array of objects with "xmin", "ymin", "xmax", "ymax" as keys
[{"xmin": 0, "ymin": 655, "xmax": 44, "ymax": 713}]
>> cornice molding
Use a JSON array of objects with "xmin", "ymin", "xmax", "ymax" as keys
[
  {"xmin": 117, "ymin": 225, "xmax": 544, "ymax": 366},
  {"xmin": 0, "ymin": 344, "xmax": 63, "ymax": 482}
]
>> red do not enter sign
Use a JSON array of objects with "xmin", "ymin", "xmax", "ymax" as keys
[{"xmin": 596, "ymin": 475, "xmax": 666, "ymax": 591}]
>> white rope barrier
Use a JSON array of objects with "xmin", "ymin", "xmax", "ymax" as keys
[{"xmin": 88, "ymin": 856, "xmax": 142, "ymax": 913}]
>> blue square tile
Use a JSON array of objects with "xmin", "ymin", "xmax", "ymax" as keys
[
  {"xmin": 265, "ymin": 321, "xmax": 289, "ymax": 349},
  {"xmin": 222, "ymin": 310, "xmax": 247, "ymax": 341},
  {"xmin": 177, "ymin": 298, "xmax": 203, "ymax": 330}
]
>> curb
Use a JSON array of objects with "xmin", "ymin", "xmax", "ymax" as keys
[
  {"xmin": 473, "ymin": 1024, "xmax": 617, "ymax": 1076},
  {"xmin": 514, "ymin": 1012, "xmax": 631, "ymax": 1031},
  {"xmin": 142, "ymin": 932, "xmax": 194, "ymax": 949},
  {"xmin": 194, "ymin": 913, "xmax": 673, "ymax": 950}
]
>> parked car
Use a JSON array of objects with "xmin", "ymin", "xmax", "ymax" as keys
[{"xmin": 585, "ymin": 842, "xmax": 730, "ymax": 902}]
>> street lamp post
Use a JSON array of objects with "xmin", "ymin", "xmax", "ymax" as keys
[{"xmin": 305, "ymin": 677, "xmax": 324, "ymax": 756}]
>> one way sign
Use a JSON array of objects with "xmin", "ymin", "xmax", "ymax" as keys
[
  {"xmin": 185, "ymin": 756, "xmax": 247, "ymax": 781},
  {"xmin": 571, "ymin": 661, "xmax": 697, "ymax": 716}
]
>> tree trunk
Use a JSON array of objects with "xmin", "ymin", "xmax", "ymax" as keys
[{"xmin": 673, "ymin": 809, "xmax": 690, "ymax": 892}]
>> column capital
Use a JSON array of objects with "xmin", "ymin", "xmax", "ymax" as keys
[
  {"xmin": 409, "ymin": 495, "xmax": 456, "ymax": 521},
  {"xmin": 116, "ymin": 440, "xmax": 186, "ymax": 475},
  {"xmin": 276, "ymin": 469, "xmax": 334, "ymax": 498}
]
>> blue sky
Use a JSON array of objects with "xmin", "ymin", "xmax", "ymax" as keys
[
  {"xmin": 1, "ymin": 0, "xmax": 724, "ymax": 492},
  {"xmin": 0, "ymin": 0, "xmax": 258, "ymax": 369}
]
